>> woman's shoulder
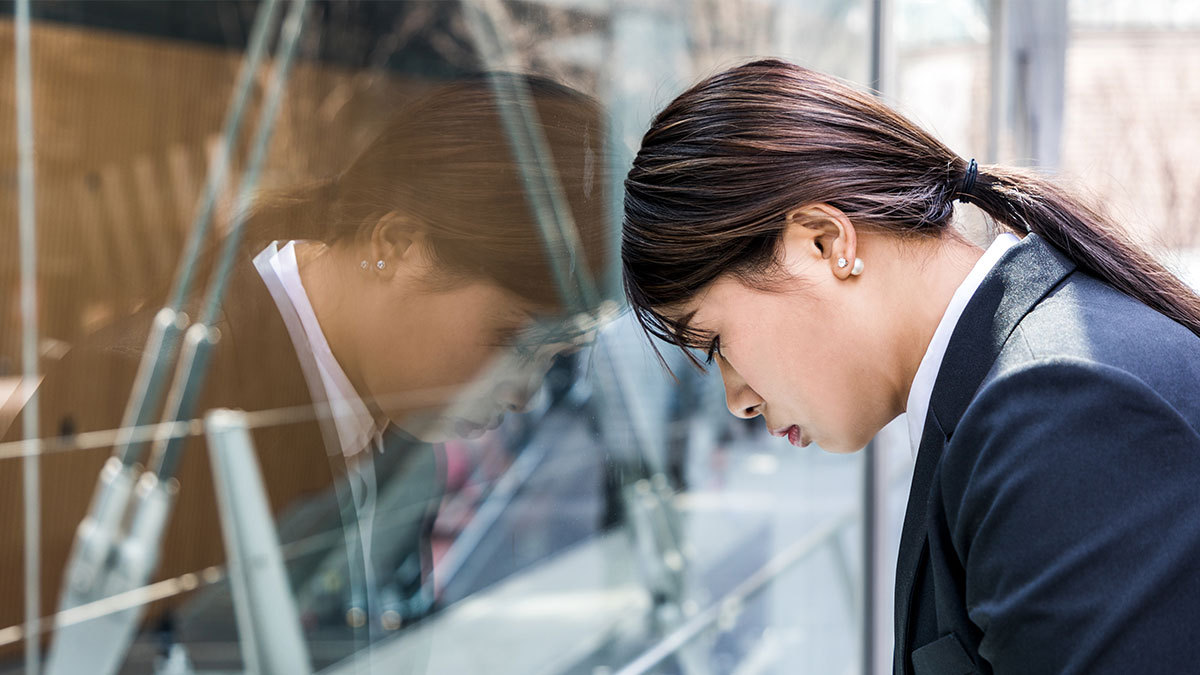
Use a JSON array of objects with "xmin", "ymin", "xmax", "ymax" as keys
[
  {"xmin": 937, "ymin": 320, "xmax": 1200, "ymax": 675},
  {"xmin": 943, "ymin": 353, "xmax": 1200, "ymax": 511},
  {"xmin": 994, "ymin": 269, "xmax": 1200, "ymax": 411},
  {"xmin": 940, "ymin": 267, "xmax": 1200, "ymax": 467}
]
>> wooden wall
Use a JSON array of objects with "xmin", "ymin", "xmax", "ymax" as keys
[{"xmin": 0, "ymin": 15, "xmax": 428, "ymax": 657}]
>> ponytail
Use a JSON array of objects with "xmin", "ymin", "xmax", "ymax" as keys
[
  {"xmin": 964, "ymin": 163, "xmax": 1200, "ymax": 339},
  {"xmin": 621, "ymin": 58, "xmax": 1200, "ymax": 353}
]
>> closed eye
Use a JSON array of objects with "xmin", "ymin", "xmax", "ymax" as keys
[{"xmin": 704, "ymin": 336, "xmax": 721, "ymax": 365}]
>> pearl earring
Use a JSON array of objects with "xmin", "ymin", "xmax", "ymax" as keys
[
  {"xmin": 837, "ymin": 257, "xmax": 848, "ymax": 268},
  {"xmin": 376, "ymin": 260, "xmax": 386, "ymax": 270},
  {"xmin": 360, "ymin": 260, "xmax": 369, "ymax": 270},
  {"xmin": 850, "ymin": 258, "xmax": 865, "ymax": 276}
]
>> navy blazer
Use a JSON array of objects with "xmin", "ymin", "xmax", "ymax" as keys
[{"xmin": 894, "ymin": 233, "xmax": 1200, "ymax": 674}]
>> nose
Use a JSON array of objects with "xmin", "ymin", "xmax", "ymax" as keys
[
  {"xmin": 501, "ymin": 383, "xmax": 538, "ymax": 413},
  {"xmin": 505, "ymin": 395, "xmax": 532, "ymax": 414},
  {"xmin": 717, "ymin": 357, "xmax": 764, "ymax": 419}
]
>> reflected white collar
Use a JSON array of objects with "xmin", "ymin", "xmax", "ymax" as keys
[{"xmin": 253, "ymin": 240, "xmax": 381, "ymax": 457}]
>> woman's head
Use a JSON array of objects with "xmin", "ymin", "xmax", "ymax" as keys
[
  {"xmin": 250, "ymin": 74, "xmax": 610, "ymax": 438},
  {"xmin": 624, "ymin": 59, "xmax": 968, "ymax": 337},
  {"xmin": 330, "ymin": 74, "xmax": 607, "ymax": 312},
  {"xmin": 623, "ymin": 58, "xmax": 1200, "ymax": 452},
  {"xmin": 265, "ymin": 74, "xmax": 607, "ymax": 311},
  {"xmin": 623, "ymin": 59, "xmax": 976, "ymax": 451}
]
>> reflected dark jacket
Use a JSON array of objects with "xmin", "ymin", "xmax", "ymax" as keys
[{"xmin": 895, "ymin": 233, "xmax": 1200, "ymax": 675}]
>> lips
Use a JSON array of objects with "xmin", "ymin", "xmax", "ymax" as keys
[
  {"xmin": 453, "ymin": 414, "xmax": 505, "ymax": 439},
  {"xmin": 770, "ymin": 424, "xmax": 810, "ymax": 448},
  {"xmin": 454, "ymin": 419, "xmax": 486, "ymax": 439}
]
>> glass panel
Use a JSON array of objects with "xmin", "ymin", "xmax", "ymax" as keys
[{"xmin": 0, "ymin": 2, "xmax": 876, "ymax": 673}]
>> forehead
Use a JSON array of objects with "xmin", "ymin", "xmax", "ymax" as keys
[
  {"xmin": 663, "ymin": 276, "xmax": 748, "ymax": 323},
  {"xmin": 660, "ymin": 273, "xmax": 801, "ymax": 349}
]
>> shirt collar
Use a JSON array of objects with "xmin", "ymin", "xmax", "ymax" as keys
[
  {"xmin": 254, "ymin": 240, "xmax": 381, "ymax": 457},
  {"xmin": 905, "ymin": 232, "xmax": 1021, "ymax": 457}
]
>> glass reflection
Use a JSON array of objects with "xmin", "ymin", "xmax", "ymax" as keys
[
  {"xmin": 0, "ymin": 2, "xmax": 886, "ymax": 674},
  {"xmin": 3, "ymin": 67, "xmax": 610, "ymax": 672}
]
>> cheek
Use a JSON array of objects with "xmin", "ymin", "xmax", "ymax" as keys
[
  {"xmin": 362, "ymin": 301, "xmax": 507, "ymax": 401},
  {"xmin": 732, "ymin": 299, "xmax": 832, "ymax": 398},
  {"xmin": 732, "ymin": 298, "xmax": 865, "ymax": 437},
  {"xmin": 376, "ymin": 335, "xmax": 497, "ymax": 390},
  {"xmin": 780, "ymin": 316, "xmax": 880, "ymax": 450},
  {"xmin": 708, "ymin": 282, "xmax": 885, "ymax": 453}
]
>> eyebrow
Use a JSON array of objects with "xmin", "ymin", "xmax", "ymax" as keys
[{"xmin": 662, "ymin": 308, "xmax": 717, "ymax": 350}]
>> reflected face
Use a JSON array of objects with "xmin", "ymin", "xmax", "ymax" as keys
[
  {"xmin": 358, "ymin": 278, "xmax": 579, "ymax": 442},
  {"xmin": 677, "ymin": 260, "xmax": 890, "ymax": 454}
]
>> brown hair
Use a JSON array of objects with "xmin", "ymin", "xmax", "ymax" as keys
[
  {"xmin": 623, "ymin": 58, "xmax": 1200, "ymax": 363},
  {"xmin": 243, "ymin": 73, "xmax": 608, "ymax": 313}
]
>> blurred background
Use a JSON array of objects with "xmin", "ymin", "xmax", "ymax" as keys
[{"xmin": 1, "ymin": 1, "xmax": 1197, "ymax": 674}]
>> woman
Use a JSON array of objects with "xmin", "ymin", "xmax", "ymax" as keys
[
  {"xmin": 239, "ymin": 74, "xmax": 608, "ymax": 447},
  {"xmin": 622, "ymin": 59, "xmax": 1200, "ymax": 674},
  {"xmin": 1, "ymin": 73, "xmax": 609, "ymax": 666}
]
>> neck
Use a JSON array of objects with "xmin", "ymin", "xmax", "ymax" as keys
[
  {"xmin": 294, "ymin": 241, "xmax": 372, "ymax": 402},
  {"xmin": 886, "ymin": 232, "xmax": 985, "ymax": 414}
]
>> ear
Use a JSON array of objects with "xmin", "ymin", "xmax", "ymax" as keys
[
  {"xmin": 367, "ymin": 211, "xmax": 432, "ymax": 279},
  {"xmin": 783, "ymin": 203, "xmax": 858, "ymax": 280}
]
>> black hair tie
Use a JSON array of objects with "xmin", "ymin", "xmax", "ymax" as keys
[{"xmin": 956, "ymin": 158, "xmax": 978, "ymax": 203}]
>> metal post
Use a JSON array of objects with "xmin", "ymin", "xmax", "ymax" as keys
[
  {"xmin": 988, "ymin": 0, "xmax": 1068, "ymax": 168},
  {"xmin": 866, "ymin": 2, "xmax": 893, "ymax": 673},
  {"xmin": 205, "ymin": 409, "xmax": 312, "ymax": 675},
  {"xmin": 986, "ymin": 0, "xmax": 1009, "ymax": 164},
  {"xmin": 14, "ymin": 0, "xmax": 41, "ymax": 671}
]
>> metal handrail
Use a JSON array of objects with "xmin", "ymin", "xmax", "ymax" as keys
[{"xmin": 615, "ymin": 509, "xmax": 858, "ymax": 675}]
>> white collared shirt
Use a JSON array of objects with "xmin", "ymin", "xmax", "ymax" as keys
[
  {"xmin": 252, "ymin": 240, "xmax": 383, "ymax": 458},
  {"xmin": 254, "ymin": 240, "xmax": 384, "ymax": 601},
  {"xmin": 906, "ymin": 232, "xmax": 1021, "ymax": 457}
]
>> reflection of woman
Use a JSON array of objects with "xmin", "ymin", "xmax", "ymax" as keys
[
  {"xmin": 622, "ymin": 60, "xmax": 1200, "ymax": 674},
  {"xmin": 1, "ymin": 74, "xmax": 607, "ymax": 661},
  {"xmin": 243, "ymin": 74, "xmax": 607, "ymax": 448}
]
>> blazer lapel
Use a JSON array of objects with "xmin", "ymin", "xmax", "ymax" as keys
[{"xmin": 893, "ymin": 233, "xmax": 1076, "ymax": 670}]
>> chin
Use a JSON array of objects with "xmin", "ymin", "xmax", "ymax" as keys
[
  {"xmin": 392, "ymin": 413, "xmax": 451, "ymax": 443},
  {"xmin": 397, "ymin": 412, "xmax": 500, "ymax": 443},
  {"xmin": 393, "ymin": 424, "xmax": 448, "ymax": 444},
  {"xmin": 411, "ymin": 428, "xmax": 452, "ymax": 443}
]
